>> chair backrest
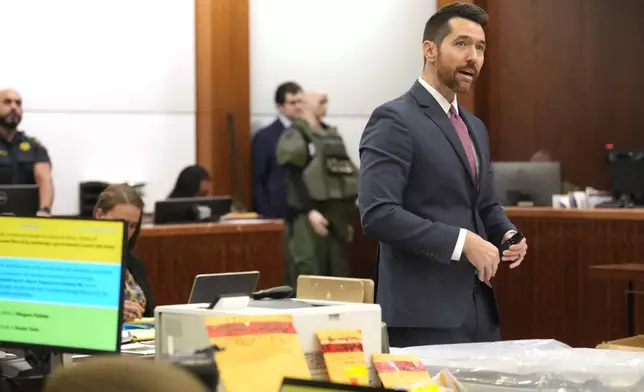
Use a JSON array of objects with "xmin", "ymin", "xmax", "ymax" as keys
[{"xmin": 78, "ymin": 181, "xmax": 109, "ymax": 217}]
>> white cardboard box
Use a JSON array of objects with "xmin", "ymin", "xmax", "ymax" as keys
[{"xmin": 155, "ymin": 299, "xmax": 382, "ymax": 383}]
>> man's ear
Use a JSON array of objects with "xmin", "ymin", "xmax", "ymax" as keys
[
  {"xmin": 94, "ymin": 208, "xmax": 104, "ymax": 219},
  {"xmin": 422, "ymin": 40, "xmax": 437, "ymax": 65}
]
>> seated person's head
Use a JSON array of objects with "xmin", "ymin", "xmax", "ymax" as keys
[
  {"xmin": 44, "ymin": 356, "xmax": 210, "ymax": 392},
  {"xmin": 94, "ymin": 184, "xmax": 144, "ymax": 244},
  {"xmin": 169, "ymin": 165, "xmax": 211, "ymax": 199}
]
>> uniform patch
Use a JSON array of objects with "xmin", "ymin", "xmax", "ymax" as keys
[{"xmin": 19, "ymin": 141, "xmax": 31, "ymax": 152}]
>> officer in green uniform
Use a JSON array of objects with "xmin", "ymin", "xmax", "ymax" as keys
[
  {"xmin": 276, "ymin": 92, "xmax": 358, "ymax": 278},
  {"xmin": 0, "ymin": 89, "xmax": 54, "ymax": 216}
]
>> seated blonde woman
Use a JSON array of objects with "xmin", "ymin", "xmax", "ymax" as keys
[
  {"xmin": 94, "ymin": 184, "xmax": 153, "ymax": 321},
  {"xmin": 44, "ymin": 356, "xmax": 210, "ymax": 392}
]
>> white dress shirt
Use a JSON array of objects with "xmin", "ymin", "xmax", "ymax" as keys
[
  {"xmin": 278, "ymin": 114, "xmax": 291, "ymax": 129},
  {"xmin": 417, "ymin": 77, "xmax": 512, "ymax": 261}
]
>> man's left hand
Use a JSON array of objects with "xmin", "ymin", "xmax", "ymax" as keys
[{"xmin": 502, "ymin": 232, "xmax": 527, "ymax": 269}]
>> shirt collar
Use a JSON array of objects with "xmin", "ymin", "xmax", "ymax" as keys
[
  {"xmin": 277, "ymin": 114, "xmax": 291, "ymax": 129},
  {"xmin": 417, "ymin": 76, "xmax": 458, "ymax": 115}
]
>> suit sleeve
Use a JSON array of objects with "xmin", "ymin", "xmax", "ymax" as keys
[
  {"xmin": 358, "ymin": 105, "xmax": 460, "ymax": 265},
  {"xmin": 251, "ymin": 132, "xmax": 270, "ymax": 215},
  {"xmin": 476, "ymin": 124, "xmax": 516, "ymax": 245}
]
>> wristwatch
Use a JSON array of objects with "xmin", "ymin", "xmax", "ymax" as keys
[{"xmin": 38, "ymin": 206, "xmax": 51, "ymax": 214}]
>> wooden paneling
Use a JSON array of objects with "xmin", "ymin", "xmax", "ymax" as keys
[
  {"xmin": 498, "ymin": 208, "xmax": 644, "ymax": 346},
  {"xmin": 350, "ymin": 207, "xmax": 644, "ymax": 347},
  {"xmin": 135, "ymin": 221, "xmax": 283, "ymax": 305},
  {"xmin": 195, "ymin": 0, "xmax": 251, "ymax": 207},
  {"xmin": 478, "ymin": 0, "xmax": 644, "ymax": 189}
]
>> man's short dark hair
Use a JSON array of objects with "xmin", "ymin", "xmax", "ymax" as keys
[
  {"xmin": 423, "ymin": 2, "xmax": 488, "ymax": 46},
  {"xmin": 274, "ymin": 81, "xmax": 302, "ymax": 105}
]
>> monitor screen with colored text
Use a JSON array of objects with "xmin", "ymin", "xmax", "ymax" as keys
[{"xmin": 0, "ymin": 216, "xmax": 127, "ymax": 353}]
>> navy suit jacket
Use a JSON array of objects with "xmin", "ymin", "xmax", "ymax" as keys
[
  {"xmin": 358, "ymin": 81, "xmax": 515, "ymax": 329},
  {"xmin": 252, "ymin": 119, "xmax": 288, "ymax": 218}
]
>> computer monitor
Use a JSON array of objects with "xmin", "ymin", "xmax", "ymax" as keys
[
  {"xmin": 281, "ymin": 378, "xmax": 396, "ymax": 391},
  {"xmin": 492, "ymin": 162, "xmax": 562, "ymax": 207},
  {"xmin": 0, "ymin": 185, "xmax": 39, "ymax": 217},
  {"xmin": 153, "ymin": 196, "xmax": 232, "ymax": 225},
  {"xmin": 188, "ymin": 271, "xmax": 260, "ymax": 304},
  {"xmin": 0, "ymin": 215, "xmax": 127, "ymax": 354},
  {"xmin": 606, "ymin": 147, "xmax": 644, "ymax": 205}
]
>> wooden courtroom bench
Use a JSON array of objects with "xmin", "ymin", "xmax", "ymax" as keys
[
  {"xmin": 349, "ymin": 207, "xmax": 644, "ymax": 347},
  {"xmin": 135, "ymin": 220, "xmax": 284, "ymax": 306}
]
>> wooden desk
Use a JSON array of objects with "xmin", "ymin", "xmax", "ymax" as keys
[
  {"xmin": 350, "ymin": 207, "xmax": 644, "ymax": 347},
  {"xmin": 589, "ymin": 264, "xmax": 644, "ymax": 281},
  {"xmin": 135, "ymin": 220, "xmax": 284, "ymax": 306},
  {"xmin": 500, "ymin": 208, "xmax": 644, "ymax": 346},
  {"xmin": 589, "ymin": 263, "xmax": 644, "ymax": 337}
]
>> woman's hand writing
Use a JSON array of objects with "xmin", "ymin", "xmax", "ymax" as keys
[{"xmin": 124, "ymin": 300, "xmax": 144, "ymax": 321}]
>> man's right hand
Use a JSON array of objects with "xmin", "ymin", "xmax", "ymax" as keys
[
  {"xmin": 307, "ymin": 210, "xmax": 329, "ymax": 237},
  {"xmin": 463, "ymin": 231, "xmax": 500, "ymax": 282}
]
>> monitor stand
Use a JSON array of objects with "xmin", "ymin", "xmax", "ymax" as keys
[
  {"xmin": 0, "ymin": 350, "xmax": 66, "ymax": 382},
  {"xmin": 41, "ymin": 352, "xmax": 65, "ymax": 374}
]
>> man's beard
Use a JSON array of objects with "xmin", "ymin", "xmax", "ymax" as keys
[
  {"xmin": 436, "ymin": 53, "xmax": 476, "ymax": 93},
  {"xmin": 0, "ymin": 113, "xmax": 21, "ymax": 130}
]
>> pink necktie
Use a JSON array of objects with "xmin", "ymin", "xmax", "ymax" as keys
[{"xmin": 449, "ymin": 105, "xmax": 478, "ymax": 183}]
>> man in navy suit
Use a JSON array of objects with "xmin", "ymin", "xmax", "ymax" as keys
[
  {"xmin": 252, "ymin": 82, "xmax": 303, "ymax": 218},
  {"xmin": 358, "ymin": 2, "xmax": 528, "ymax": 347}
]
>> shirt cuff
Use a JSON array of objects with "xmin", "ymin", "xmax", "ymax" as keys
[{"xmin": 451, "ymin": 228, "xmax": 467, "ymax": 261}]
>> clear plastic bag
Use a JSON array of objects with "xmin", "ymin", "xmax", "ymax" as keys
[{"xmin": 392, "ymin": 339, "xmax": 644, "ymax": 391}]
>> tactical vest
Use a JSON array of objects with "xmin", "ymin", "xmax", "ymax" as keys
[{"xmin": 293, "ymin": 120, "xmax": 358, "ymax": 202}]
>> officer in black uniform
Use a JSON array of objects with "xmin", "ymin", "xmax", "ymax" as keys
[{"xmin": 0, "ymin": 89, "xmax": 54, "ymax": 216}]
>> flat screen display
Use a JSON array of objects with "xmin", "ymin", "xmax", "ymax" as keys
[{"xmin": 0, "ymin": 216, "xmax": 126, "ymax": 353}]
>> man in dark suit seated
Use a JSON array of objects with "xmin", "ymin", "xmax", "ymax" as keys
[
  {"xmin": 358, "ymin": 2, "xmax": 528, "ymax": 347},
  {"xmin": 252, "ymin": 81, "xmax": 303, "ymax": 219}
]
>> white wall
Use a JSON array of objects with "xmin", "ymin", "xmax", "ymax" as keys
[
  {"xmin": 0, "ymin": 0, "xmax": 196, "ymax": 214},
  {"xmin": 250, "ymin": 0, "xmax": 436, "ymax": 165}
]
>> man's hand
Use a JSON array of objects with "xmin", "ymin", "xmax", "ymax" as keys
[
  {"xmin": 36, "ymin": 210, "xmax": 51, "ymax": 217},
  {"xmin": 124, "ymin": 300, "xmax": 144, "ymax": 322},
  {"xmin": 463, "ymin": 231, "xmax": 500, "ymax": 282},
  {"xmin": 502, "ymin": 232, "xmax": 528, "ymax": 269},
  {"xmin": 307, "ymin": 210, "xmax": 329, "ymax": 237}
]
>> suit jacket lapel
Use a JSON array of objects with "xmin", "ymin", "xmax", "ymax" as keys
[{"xmin": 410, "ymin": 81, "xmax": 476, "ymax": 185}]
